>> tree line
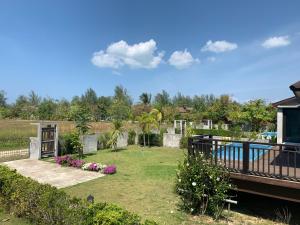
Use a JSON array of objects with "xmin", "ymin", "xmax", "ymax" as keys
[{"xmin": 0, "ymin": 86, "xmax": 276, "ymax": 132}]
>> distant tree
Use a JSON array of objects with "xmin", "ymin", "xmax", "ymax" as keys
[
  {"xmin": 38, "ymin": 98, "xmax": 56, "ymax": 120},
  {"xmin": 172, "ymin": 92, "xmax": 192, "ymax": 107},
  {"xmin": 55, "ymin": 99, "xmax": 71, "ymax": 120},
  {"xmin": 109, "ymin": 100, "xmax": 132, "ymax": 121},
  {"xmin": 114, "ymin": 85, "xmax": 132, "ymax": 106},
  {"xmin": 153, "ymin": 90, "xmax": 171, "ymax": 110},
  {"xmin": 109, "ymin": 85, "xmax": 132, "ymax": 121},
  {"xmin": 241, "ymin": 99, "xmax": 276, "ymax": 132},
  {"xmin": 81, "ymin": 88, "xmax": 98, "ymax": 105},
  {"xmin": 139, "ymin": 93, "xmax": 152, "ymax": 105},
  {"xmin": 96, "ymin": 96, "xmax": 112, "ymax": 121},
  {"xmin": 28, "ymin": 90, "xmax": 41, "ymax": 106},
  {"xmin": 0, "ymin": 90, "xmax": 7, "ymax": 107}
]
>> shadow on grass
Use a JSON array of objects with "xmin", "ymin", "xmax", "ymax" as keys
[{"xmin": 231, "ymin": 191, "xmax": 300, "ymax": 225}]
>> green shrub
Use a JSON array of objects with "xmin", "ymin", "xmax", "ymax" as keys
[
  {"xmin": 58, "ymin": 132, "xmax": 82, "ymax": 156},
  {"xmin": 59, "ymin": 133, "xmax": 76, "ymax": 155},
  {"xmin": 98, "ymin": 132, "xmax": 111, "ymax": 149},
  {"xmin": 179, "ymin": 136, "xmax": 188, "ymax": 149},
  {"xmin": 0, "ymin": 165, "xmax": 86, "ymax": 225},
  {"xmin": 128, "ymin": 129, "xmax": 136, "ymax": 145},
  {"xmin": 0, "ymin": 165, "xmax": 158, "ymax": 225},
  {"xmin": 93, "ymin": 204, "xmax": 141, "ymax": 225},
  {"xmin": 175, "ymin": 154, "xmax": 232, "ymax": 220},
  {"xmin": 138, "ymin": 133, "xmax": 162, "ymax": 147}
]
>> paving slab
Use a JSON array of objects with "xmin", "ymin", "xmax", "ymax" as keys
[{"xmin": 2, "ymin": 159, "xmax": 105, "ymax": 188}]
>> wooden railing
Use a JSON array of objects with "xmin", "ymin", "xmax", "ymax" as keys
[{"xmin": 188, "ymin": 136, "xmax": 300, "ymax": 182}]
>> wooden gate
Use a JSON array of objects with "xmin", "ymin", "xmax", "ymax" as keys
[{"xmin": 41, "ymin": 125, "xmax": 56, "ymax": 157}]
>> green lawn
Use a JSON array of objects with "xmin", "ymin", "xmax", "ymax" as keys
[{"xmin": 65, "ymin": 146, "xmax": 281, "ymax": 225}]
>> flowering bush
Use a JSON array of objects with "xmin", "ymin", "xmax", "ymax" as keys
[
  {"xmin": 103, "ymin": 165, "xmax": 117, "ymax": 174},
  {"xmin": 55, "ymin": 155, "xmax": 117, "ymax": 175},
  {"xmin": 82, "ymin": 162, "xmax": 107, "ymax": 172},
  {"xmin": 175, "ymin": 154, "xmax": 232, "ymax": 219},
  {"xmin": 55, "ymin": 155, "xmax": 85, "ymax": 168}
]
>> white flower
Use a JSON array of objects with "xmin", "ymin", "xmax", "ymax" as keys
[
  {"xmin": 192, "ymin": 182, "xmax": 196, "ymax": 186},
  {"xmin": 216, "ymin": 177, "xmax": 220, "ymax": 181},
  {"xmin": 190, "ymin": 208, "xmax": 194, "ymax": 212},
  {"xmin": 186, "ymin": 163, "xmax": 189, "ymax": 166},
  {"xmin": 170, "ymin": 210, "xmax": 174, "ymax": 214},
  {"xmin": 178, "ymin": 179, "xmax": 181, "ymax": 182},
  {"xmin": 229, "ymin": 184, "xmax": 231, "ymax": 187}
]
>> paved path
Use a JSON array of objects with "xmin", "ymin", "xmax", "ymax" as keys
[{"xmin": 2, "ymin": 159, "xmax": 105, "ymax": 188}]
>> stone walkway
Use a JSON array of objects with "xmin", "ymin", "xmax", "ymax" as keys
[{"xmin": 2, "ymin": 159, "xmax": 105, "ymax": 188}]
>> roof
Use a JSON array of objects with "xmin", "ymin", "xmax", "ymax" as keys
[
  {"xmin": 273, "ymin": 96, "xmax": 300, "ymax": 108},
  {"xmin": 290, "ymin": 81, "xmax": 300, "ymax": 90},
  {"xmin": 177, "ymin": 106, "xmax": 193, "ymax": 113}
]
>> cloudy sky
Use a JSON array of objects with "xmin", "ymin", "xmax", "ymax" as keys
[{"xmin": 0, "ymin": 0, "xmax": 300, "ymax": 103}]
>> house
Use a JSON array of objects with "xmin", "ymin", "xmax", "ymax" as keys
[{"xmin": 273, "ymin": 81, "xmax": 300, "ymax": 145}]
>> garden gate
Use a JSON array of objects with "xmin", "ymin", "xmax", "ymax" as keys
[
  {"xmin": 29, "ymin": 122, "xmax": 59, "ymax": 159},
  {"xmin": 41, "ymin": 125, "xmax": 56, "ymax": 157}
]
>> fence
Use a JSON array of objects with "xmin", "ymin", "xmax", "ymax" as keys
[
  {"xmin": 188, "ymin": 135, "xmax": 300, "ymax": 182},
  {"xmin": 0, "ymin": 149, "xmax": 29, "ymax": 162}
]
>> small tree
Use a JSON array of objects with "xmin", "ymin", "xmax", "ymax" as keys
[
  {"xmin": 137, "ymin": 112, "xmax": 158, "ymax": 147},
  {"xmin": 108, "ymin": 120, "xmax": 123, "ymax": 150},
  {"xmin": 71, "ymin": 106, "xmax": 91, "ymax": 158}
]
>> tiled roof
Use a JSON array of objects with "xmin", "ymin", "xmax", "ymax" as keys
[{"xmin": 273, "ymin": 96, "xmax": 300, "ymax": 107}]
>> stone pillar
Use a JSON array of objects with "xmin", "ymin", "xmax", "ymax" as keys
[
  {"xmin": 277, "ymin": 108, "xmax": 283, "ymax": 144},
  {"xmin": 82, "ymin": 134, "xmax": 98, "ymax": 154}
]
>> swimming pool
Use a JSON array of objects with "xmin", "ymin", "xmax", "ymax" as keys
[{"xmin": 217, "ymin": 143, "xmax": 272, "ymax": 161}]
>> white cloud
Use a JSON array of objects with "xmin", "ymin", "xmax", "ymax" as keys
[
  {"xmin": 168, "ymin": 49, "xmax": 199, "ymax": 69},
  {"xmin": 207, "ymin": 57, "xmax": 216, "ymax": 62},
  {"xmin": 91, "ymin": 39, "xmax": 164, "ymax": 69},
  {"xmin": 201, "ymin": 40, "xmax": 238, "ymax": 53},
  {"xmin": 262, "ymin": 36, "xmax": 290, "ymax": 49}
]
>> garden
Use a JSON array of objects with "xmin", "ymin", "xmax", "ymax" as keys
[{"xmin": 0, "ymin": 87, "xmax": 295, "ymax": 225}]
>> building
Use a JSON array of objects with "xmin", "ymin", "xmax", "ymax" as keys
[{"xmin": 273, "ymin": 81, "xmax": 300, "ymax": 145}]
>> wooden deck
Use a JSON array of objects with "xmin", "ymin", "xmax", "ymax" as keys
[{"xmin": 188, "ymin": 136, "xmax": 300, "ymax": 203}]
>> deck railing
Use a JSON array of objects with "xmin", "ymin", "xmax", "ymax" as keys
[{"xmin": 188, "ymin": 135, "xmax": 300, "ymax": 182}]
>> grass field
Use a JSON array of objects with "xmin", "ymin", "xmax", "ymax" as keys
[{"xmin": 64, "ymin": 146, "xmax": 285, "ymax": 225}]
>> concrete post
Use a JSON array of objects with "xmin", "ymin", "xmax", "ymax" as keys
[{"xmin": 277, "ymin": 108, "xmax": 283, "ymax": 144}]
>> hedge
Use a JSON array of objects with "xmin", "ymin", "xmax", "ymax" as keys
[
  {"xmin": 0, "ymin": 165, "xmax": 158, "ymax": 225},
  {"xmin": 192, "ymin": 129, "xmax": 234, "ymax": 137}
]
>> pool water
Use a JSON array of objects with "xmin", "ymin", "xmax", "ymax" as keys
[{"xmin": 217, "ymin": 143, "xmax": 272, "ymax": 161}]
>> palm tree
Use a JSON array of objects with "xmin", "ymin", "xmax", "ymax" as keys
[
  {"xmin": 137, "ymin": 112, "xmax": 158, "ymax": 147},
  {"xmin": 150, "ymin": 108, "xmax": 162, "ymax": 127},
  {"xmin": 139, "ymin": 93, "xmax": 152, "ymax": 105},
  {"xmin": 108, "ymin": 120, "xmax": 123, "ymax": 150}
]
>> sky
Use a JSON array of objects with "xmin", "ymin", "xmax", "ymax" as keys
[{"xmin": 0, "ymin": 0, "xmax": 300, "ymax": 103}]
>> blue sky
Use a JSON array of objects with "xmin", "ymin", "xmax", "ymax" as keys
[{"xmin": 0, "ymin": 0, "xmax": 300, "ymax": 103}]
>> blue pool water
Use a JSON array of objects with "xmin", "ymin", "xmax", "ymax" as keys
[
  {"xmin": 262, "ymin": 131, "xmax": 277, "ymax": 137},
  {"xmin": 217, "ymin": 143, "xmax": 272, "ymax": 161}
]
